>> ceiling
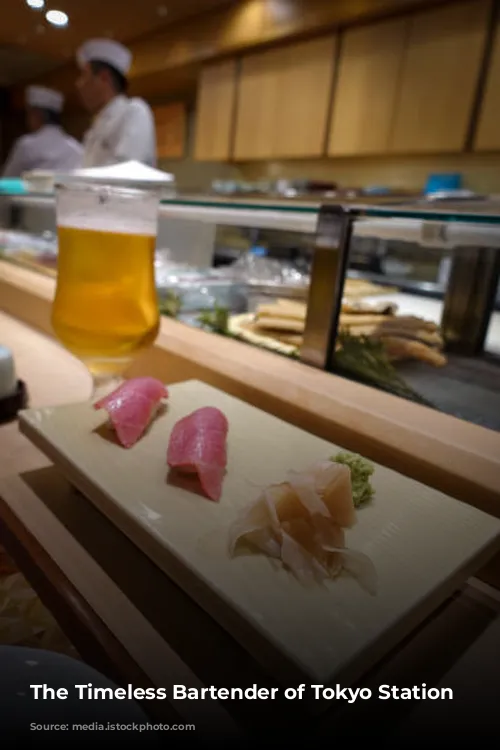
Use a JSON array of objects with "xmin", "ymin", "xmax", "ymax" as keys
[{"xmin": 0, "ymin": 0, "xmax": 236, "ymax": 86}]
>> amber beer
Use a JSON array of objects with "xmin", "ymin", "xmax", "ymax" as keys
[{"xmin": 52, "ymin": 224, "xmax": 160, "ymax": 377}]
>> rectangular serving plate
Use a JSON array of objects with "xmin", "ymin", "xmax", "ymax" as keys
[{"xmin": 18, "ymin": 379, "xmax": 500, "ymax": 694}]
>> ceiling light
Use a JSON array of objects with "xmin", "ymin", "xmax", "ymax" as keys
[
  {"xmin": 46, "ymin": 9, "xmax": 68, "ymax": 27},
  {"xmin": 26, "ymin": 0, "xmax": 45, "ymax": 8}
]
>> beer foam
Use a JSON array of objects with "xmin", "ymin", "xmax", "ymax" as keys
[{"xmin": 56, "ymin": 188, "xmax": 159, "ymax": 236}]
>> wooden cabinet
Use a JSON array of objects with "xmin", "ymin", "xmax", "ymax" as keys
[
  {"xmin": 389, "ymin": 0, "xmax": 490, "ymax": 153},
  {"xmin": 153, "ymin": 103, "xmax": 186, "ymax": 159},
  {"xmin": 193, "ymin": 60, "xmax": 238, "ymax": 162},
  {"xmin": 233, "ymin": 36, "xmax": 337, "ymax": 160},
  {"xmin": 233, "ymin": 48, "xmax": 279, "ymax": 161},
  {"xmin": 189, "ymin": 0, "xmax": 494, "ymax": 162},
  {"xmin": 328, "ymin": 17, "xmax": 409, "ymax": 156},
  {"xmin": 474, "ymin": 13, "xmax": 500, "ymax": 151}
]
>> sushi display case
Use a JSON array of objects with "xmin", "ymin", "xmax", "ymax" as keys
[
  {"xmin": 118, "ymin": 200, "xmax": 500, "ymax": 431},
  {"xmin": 1, "ymin": 192, "xmax": 500, "ymax": 431}
]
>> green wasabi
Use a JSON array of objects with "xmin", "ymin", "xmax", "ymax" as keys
[{"xmin": 332, "ymin": 451, "xmax": 375, "ymax": 508}]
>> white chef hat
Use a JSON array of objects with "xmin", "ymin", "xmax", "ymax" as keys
[
  {"xmin": 26, "ymin": 85, "xmax": 64, "ymax": 113},
  {"xmin": 76, "ymin": 39, "xmax": 132, "ymax": 77}
]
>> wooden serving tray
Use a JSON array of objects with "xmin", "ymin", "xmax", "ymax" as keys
[{"xmin": 18, "ymin": 380, "xmax": 500, "ymax": 696}]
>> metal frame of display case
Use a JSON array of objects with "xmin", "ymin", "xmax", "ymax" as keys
[
  {"xmin": 441, "ymin": 245, "xmax": 500, "ymax": 356},
  {"xmin": 300, "ymin": 204, "xmax": 359, "ymax": 370}
]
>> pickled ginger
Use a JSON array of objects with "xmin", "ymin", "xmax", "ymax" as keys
[{"xmin": 228, "ymin": 459, "xmax": 377, "ymax": 594}]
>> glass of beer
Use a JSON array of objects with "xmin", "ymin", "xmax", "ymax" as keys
[{"xmin": 51, "ymin": 181, "xmax": 161, "ymax": 399}]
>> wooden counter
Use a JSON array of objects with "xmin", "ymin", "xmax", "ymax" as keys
[{"xmin": 2, "ymin": 259, "xmax": 499, "ymax": 521}]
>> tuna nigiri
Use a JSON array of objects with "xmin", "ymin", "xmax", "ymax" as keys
[
  {"xmin": 167, "ymin": 406, "xmax": 228, "ymax": 501},
  {"xmin": 94, "ymin": 377, "xmax": 168, "ymax": 448}
]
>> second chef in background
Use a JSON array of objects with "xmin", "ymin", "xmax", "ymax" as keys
[
  {"xmin": 76, "ymin": 38, "xmax": 157, "ymax": 168},
  {"xmin": 1, "ymin": 86, "xmax": 83, "ymax": 177}
]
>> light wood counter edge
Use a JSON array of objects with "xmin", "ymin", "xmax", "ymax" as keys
[{"xmin": 1, "ymin": 260, "xmax": 500, "ymax": 522}]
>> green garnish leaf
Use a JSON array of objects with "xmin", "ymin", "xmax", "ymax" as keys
[
  {"xmin": 159, "ymin": 291, "xmax": 183, "ymax": 318},
  {"xmin": 334, "ymin": 331, "xmax": 434, "ymax": 407},
  {"xmin": 197, "ymin": 304, "xmax": 231, "ymax": 335}
]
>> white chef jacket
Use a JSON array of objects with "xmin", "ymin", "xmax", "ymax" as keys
[
  {"xmin": 81, "ymin": 94, "xmax": 157, "ymax": 168},
  {"xmin": 2, "ymin": 125, "xmax": 84, "ymax": 177}
]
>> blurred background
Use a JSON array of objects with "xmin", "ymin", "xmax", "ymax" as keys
[{"xmin": 1, "ymin": 0, "xmax": 500, "ymax": 195}]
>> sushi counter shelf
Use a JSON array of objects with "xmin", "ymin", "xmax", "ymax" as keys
[{"xmin": 1, "ymin": 311, "xmax": 500, "ymax": 742}]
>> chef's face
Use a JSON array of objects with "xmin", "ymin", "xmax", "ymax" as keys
[
  {"xmin": 76, "ymin": 62, "xmax": 107, "ymax": 114},
  {"xmin": 26, "ymin": 107, "xmax": 42, "ymax": 133}
]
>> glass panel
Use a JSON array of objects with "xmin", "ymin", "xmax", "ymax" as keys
[
  {"xmin": 161, "ymin": 196, "xmax": 319, "ymax": 214},
  {"xmin": 358, "ymin": 200, "xmax": 500, "ymax": 225},
  {"xmin": 156, "ymin": 220, "xmax": 315, "ymax": 360}
]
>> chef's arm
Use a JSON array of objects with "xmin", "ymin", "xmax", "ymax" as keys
[
  {"xmin": 1, "ymin": 139, "xmax": 28, "ymax": 178},
  {"xmin": 113, "ymin": 105, "xmax": 156, "ymax": 166}
]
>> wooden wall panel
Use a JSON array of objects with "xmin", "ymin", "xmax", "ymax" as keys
[
  {"xmin": 194, "ymin": 60, "xmax": 238, "ymax": 161},
  {"xmin": 390, "ymin": 0, "xmax": 490, "ymax": 153},
  {"xmin": 328, "ymin": 17, "xmax": 409, "ymax": 156},
  {"xmin": 234, "ymin": 36, "xmax": 336, "ymax": 160},
  {"xmin": 474, "ymin": 11, "xmax": 500, "ymax": 151},
  {"xmin": 153, "ymin": 103, "xmax": 187, "ymax": 159}
]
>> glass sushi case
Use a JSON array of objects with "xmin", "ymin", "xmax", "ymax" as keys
[{"xmin": 1, "ymin": 191, "xmax": 500, "ymax": 431}]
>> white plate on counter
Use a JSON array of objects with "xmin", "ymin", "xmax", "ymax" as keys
[{"xmin": 17, "ymin": 379, "xmax": 500, "ymax": 701}]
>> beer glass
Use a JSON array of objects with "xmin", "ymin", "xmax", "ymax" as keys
[{"xmin": 52, "ymin": 181, "xmax": 161, "ymax": 399}]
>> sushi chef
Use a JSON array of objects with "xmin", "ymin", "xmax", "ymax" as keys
[
  {"xmin": 75, "ymin": 38, "xmax": 157, "ymax": 168},
  {"xmin": 1, "ymin": 86, "xmax": 83, "ymax": 177}
]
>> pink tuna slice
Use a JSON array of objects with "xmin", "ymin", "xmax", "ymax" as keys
[
  {"xmin": 167, "ymin": 406, "xmax": 229, "ymax": 501},
  {"xmin": 94, "ymin": 377, "xmax": 168, "ymax": 448}
]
